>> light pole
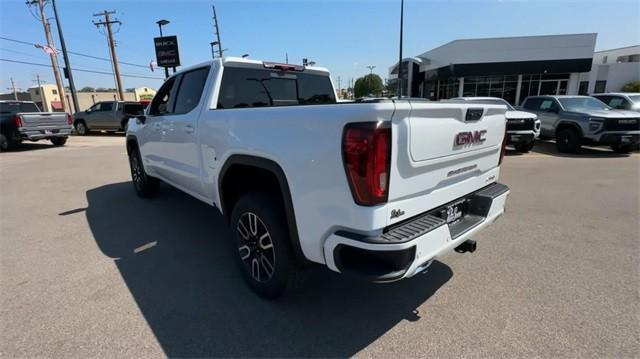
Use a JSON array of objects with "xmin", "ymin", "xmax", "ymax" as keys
[
  {"xmin": 156, "ymin": 19, "xmax": 170, "ymax": 79},
  {"xmin": 51, "ymin": 0, "xmax": 78, "ymax": 113},
  {"xmin": 366, "ymin": 65, "xmax": 376, "ymax": 74},
  {"xmin": 397, "ymin": 0, "xmax": 404, "ymax": 98}
]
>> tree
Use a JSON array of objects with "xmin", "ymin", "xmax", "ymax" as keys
[
  {"xmin": 621, "ymin": 81, "xmax": 640, "ymax": 92},
  {"xmin": 354, "ymin": 74, "xmax": 384, "ymax": 98},
  {"xmin": 79, "ymin": 86, "xmax": 95, "ymax": 92}
]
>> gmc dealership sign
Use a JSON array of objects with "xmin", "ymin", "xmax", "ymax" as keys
[{"xmin": 154, "ymin": 36, "xmax": 181, "ymax": 67}]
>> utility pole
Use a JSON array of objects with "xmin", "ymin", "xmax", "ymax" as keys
[
  {"xmin": 34, "ymin": 74, "xmax": 43, "ymax": 87},
  {"xmin": 212, "ymin": 5, "xmax": 224, "ymax": 57},
  {"xmin": 51, "ymin": 0, "xmax": 79, "ymax": 113},
  {"xmin": 10, "ymin": 77, "xmax": 18, "ymax": 100},
  {"xmin": 336, "ymin": 76, "xmax": 341, "ymax": 98},
  {"xmin": 397, "ymin": 0, "xmax": 404, "ymax": 98},
  {"xmin": 367, "ymin": 65, "xmax": 376, "ymax": 74},
  {"xmin": 29, "ymin": 0, "xmax": 67, "ymax": 111},
  {"xmin": 285, "ymin": 53, "xmax": 288, "ymax": 64},
  {"xmin": 93, "ymin": 10, "xmax": 124, "ymax": 100}
]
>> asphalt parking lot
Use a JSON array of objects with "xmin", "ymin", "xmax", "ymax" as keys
[{"xmin": 1, "ymin": 136, "xmax": 638, "ymax": 358}]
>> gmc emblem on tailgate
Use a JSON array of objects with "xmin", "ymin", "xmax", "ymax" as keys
[{"xmin": 455, "ymin": 130, "xmax": 487, "ymax": 146}]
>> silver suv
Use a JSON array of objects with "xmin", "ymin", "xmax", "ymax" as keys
[
  {"xmin": 521, "ymin": 95, "xmax": 640, "ymax": 153},
  {"xmin": 73, "ymin": 101, "xmax": 144, "ymax": 135}
]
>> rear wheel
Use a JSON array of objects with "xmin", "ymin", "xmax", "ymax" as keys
[
  {"xmin": 611, "ymin": 144, "xmax": 632, "ymax": 154},
  {"xmin": 50, "ymin": 137, "xmax": 67, "ymax": 146},
  {"xmin": 75, "ymin": 120, "xmax": 88, "ymax": 136},
  {"xmin": 0, "ymin": 134, "xmax": 8, "ymax": 152},
  {"xmin": 514, "ymin": 141, "xmax": 535, "ymax": 153},
  {"xmin": 128, "ymin": 146, "xmax": 160, "ymax": 198},
  {"xmin": 556, "ymin": 128, "xmax": 581, "ymax": 153},
  {"xmin": 230, "ymin": 192, "xmax": 297, "ymax": 299}
]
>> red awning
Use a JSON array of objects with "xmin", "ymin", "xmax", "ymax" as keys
[{"xmin": 51, "ymin": 101, "xmax": 63, "ymax": 110}]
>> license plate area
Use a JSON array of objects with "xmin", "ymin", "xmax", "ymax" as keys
[{"xmin": 439, "ymin": 199, "xmax": 467, "ymax": 225}]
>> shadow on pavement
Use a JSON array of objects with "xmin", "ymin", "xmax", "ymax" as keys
[
  {"xmin": 531, "ymin": 140, "xmax": 631, "ymax": 158},
  {"xmin": 84, "ymin": 182, "xmax": 453, "ymax": 357},
  {"xmin": 2, "ymin": 142, "xmax": 59, "ymax": 152}
]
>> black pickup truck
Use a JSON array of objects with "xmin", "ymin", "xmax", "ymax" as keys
[{"xmin": 0, "ymin": 101, "xmax": 73, "ymax": 151}]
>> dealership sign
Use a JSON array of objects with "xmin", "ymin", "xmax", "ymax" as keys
[{"xmin": 154, "ymin": 36, "xmax": 180, "ymax": 67}]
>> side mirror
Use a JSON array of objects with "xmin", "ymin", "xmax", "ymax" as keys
[{"xmin": 136, "ymin": 115, "xmax": 146, "ymax": 124}]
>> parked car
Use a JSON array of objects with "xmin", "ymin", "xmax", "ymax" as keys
[
  {"xmin": 73, "ymin": 101, "xmax": 144, "ymax": 135},
  {"xmin": 0, "ymin": 100, "xmax": 72, "ymax": 151},
  {"xmin": 126, "ymin": 57, "xmax": 511, "ymax": 298},
  {"xmin": 592, "ymin": 93, "xmax": 640, "ymax": 112},
  {"xmin": 450, "ymin": 97, "xmax": 540, "ymax": 152},
  {"xmin": 521, "ymin": 95, "xmax": 640, "ymax": 153}
]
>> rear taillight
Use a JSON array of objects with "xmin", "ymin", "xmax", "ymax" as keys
[
  {"xmin": 499, "ymin": 121, "xmax": 507, "ymax": 165},
  {"xmin": 67, "ymin": 113, "xmax": 73, "ymax": 125},
  {"xmin": 14, "ymin": 115, "xmax": 23, "ymax": 128},
  {"xmin": 342, "ymin": 122, "xmax": 391, "ymax": 206}
]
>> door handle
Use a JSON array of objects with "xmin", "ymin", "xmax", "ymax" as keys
[{"xmin": 184, "ymin": 125, "xmax": 194, "ymax": 134}]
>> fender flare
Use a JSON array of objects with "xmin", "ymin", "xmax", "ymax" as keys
[{"xmin": 218, "ymin": 154, "xmax": 306, "ymax": 264}]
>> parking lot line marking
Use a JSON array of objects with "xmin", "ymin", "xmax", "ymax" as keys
[{"xmin": 133, "ymin": 241, "xmax": 157, "ymax": 254}]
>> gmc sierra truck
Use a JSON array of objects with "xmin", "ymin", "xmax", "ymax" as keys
[
  {"xmin": 0, "ymin": 100, "xmax": 72, "ymax": 151},
  {"xmin": 126, "ymin": 58, "xmax": 510, "ymax": 298}
]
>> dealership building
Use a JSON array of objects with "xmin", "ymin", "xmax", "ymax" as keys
[{"xmin": 389, "ymin": 33, "xmax": 640, "ymax": 105}]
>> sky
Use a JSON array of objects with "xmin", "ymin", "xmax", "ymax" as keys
[{"xmin": 0, "ymin": 0, "xmax": 638, "ymax": 93}]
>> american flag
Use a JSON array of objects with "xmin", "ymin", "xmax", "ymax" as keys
[{"xmin": 34, "ymin": 44, "xmax": 59, "ymax": 55}]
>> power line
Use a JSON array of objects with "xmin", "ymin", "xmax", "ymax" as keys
[
  {"xmin": 0, "ymin": 58, "xmax": 164, "ymax": 80},
  {"xmin": 0, "ymin": 36, "xmax": 148, "ymax": 69}
]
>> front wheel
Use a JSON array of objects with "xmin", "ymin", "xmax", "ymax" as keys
[
  {"xmin": 514, "ymin": 141, "xmax": 535, "ymax": 153},
  {"xmin": 556, "ymin": 128, "xmax": 581, "ymax": 153},
  {"xmin": 230, "ymin": 192, "xmax": 297, "ymax": 299},
  {"xmin": 611, "ymin": 144, "xmax": 632, "ymax": 154},
  {"xmin": 50, "ymin": 137, "xmax": 67, "ymax": 146},
  {"xmin": 75, "ymin": 121, "xmax": 88, "ymax": 136},
  {"xmin": 128, "ymin": 146, "xmax": 160, "ymax": 198}
]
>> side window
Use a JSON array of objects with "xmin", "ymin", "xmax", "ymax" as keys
[
  {"xmin": 608, "ymin": 97, "xmax": 627, "ymax": 110},
  {"xmin": 173, "ymin": 67, "xmax": 210, "ymax": 114},
  {"xmin": 523, "ymin": 98, "xmax": 541, "ymax": 111},
  {"xmin": 88, "ymin": 103, "xmax": 99, "ymax": 112},
  {"xmin": 539, "ymin": 99, "xmax": 557, "ymax": 111},
  {"xmin": 100, "ymin": 102, "xmax": 114, "ymax": 112},
  {"xmin": 149, "ymin": 77, "xmax": 177, "ymax": 116}
]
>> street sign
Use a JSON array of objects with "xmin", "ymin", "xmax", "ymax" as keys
[{"xmin": 154, "ymin": 36, "xmax": 180, "ymax": 68}]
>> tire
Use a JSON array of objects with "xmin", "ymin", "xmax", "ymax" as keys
[
  {"xmin": 514, "ymin": 141, "xmax": 535, "ymax": 153},
  {"xmin": 0, "ymin": 133, "xmax": 8, "ymax": 152},
  {"xmin": 128, "ymin": 146, "xmax": 160, "ymax": 198},
  {"xmin": 50, "ymin": 137, "xmax": 67, "ymax": 146},
  {"xmin": 75, "ymin": 120, "xmax": 88, "ymax": 136},
  {"xmin": 556, "ymin": 128, "xmax": 581, "ymax": 153},
  {"xmin": 230, "ymin": 191, "xmax": 297, "ymax": 299},
  {"xmin": 611, "ymin": 144, "xmax": 632, "ymax": 154}
]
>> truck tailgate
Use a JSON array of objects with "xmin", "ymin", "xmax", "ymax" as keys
[
  {"xmin": 387, "ymin": 100, "xmax": 507, "ymax": 225},
  {"xmin": 18, "ymin": 112, "xmax": 70, "ymax": 130}
]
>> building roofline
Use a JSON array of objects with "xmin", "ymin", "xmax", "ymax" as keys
[
  {"xmin": 594, "ymin": 44, "xmax": 640, "ymax": 53},
  {"xmin": 418, "ymin": 33, "xmax": 597, "ymax": 57}
]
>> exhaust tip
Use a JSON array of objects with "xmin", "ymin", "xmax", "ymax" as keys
[{"xmin": 454, "ymin": 240, "xmax": 476, "ymax": 253}]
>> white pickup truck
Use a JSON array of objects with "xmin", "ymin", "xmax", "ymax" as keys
[{"xmin": 126, "ymin": 57, "xmax": 510, "ymax": 298}]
